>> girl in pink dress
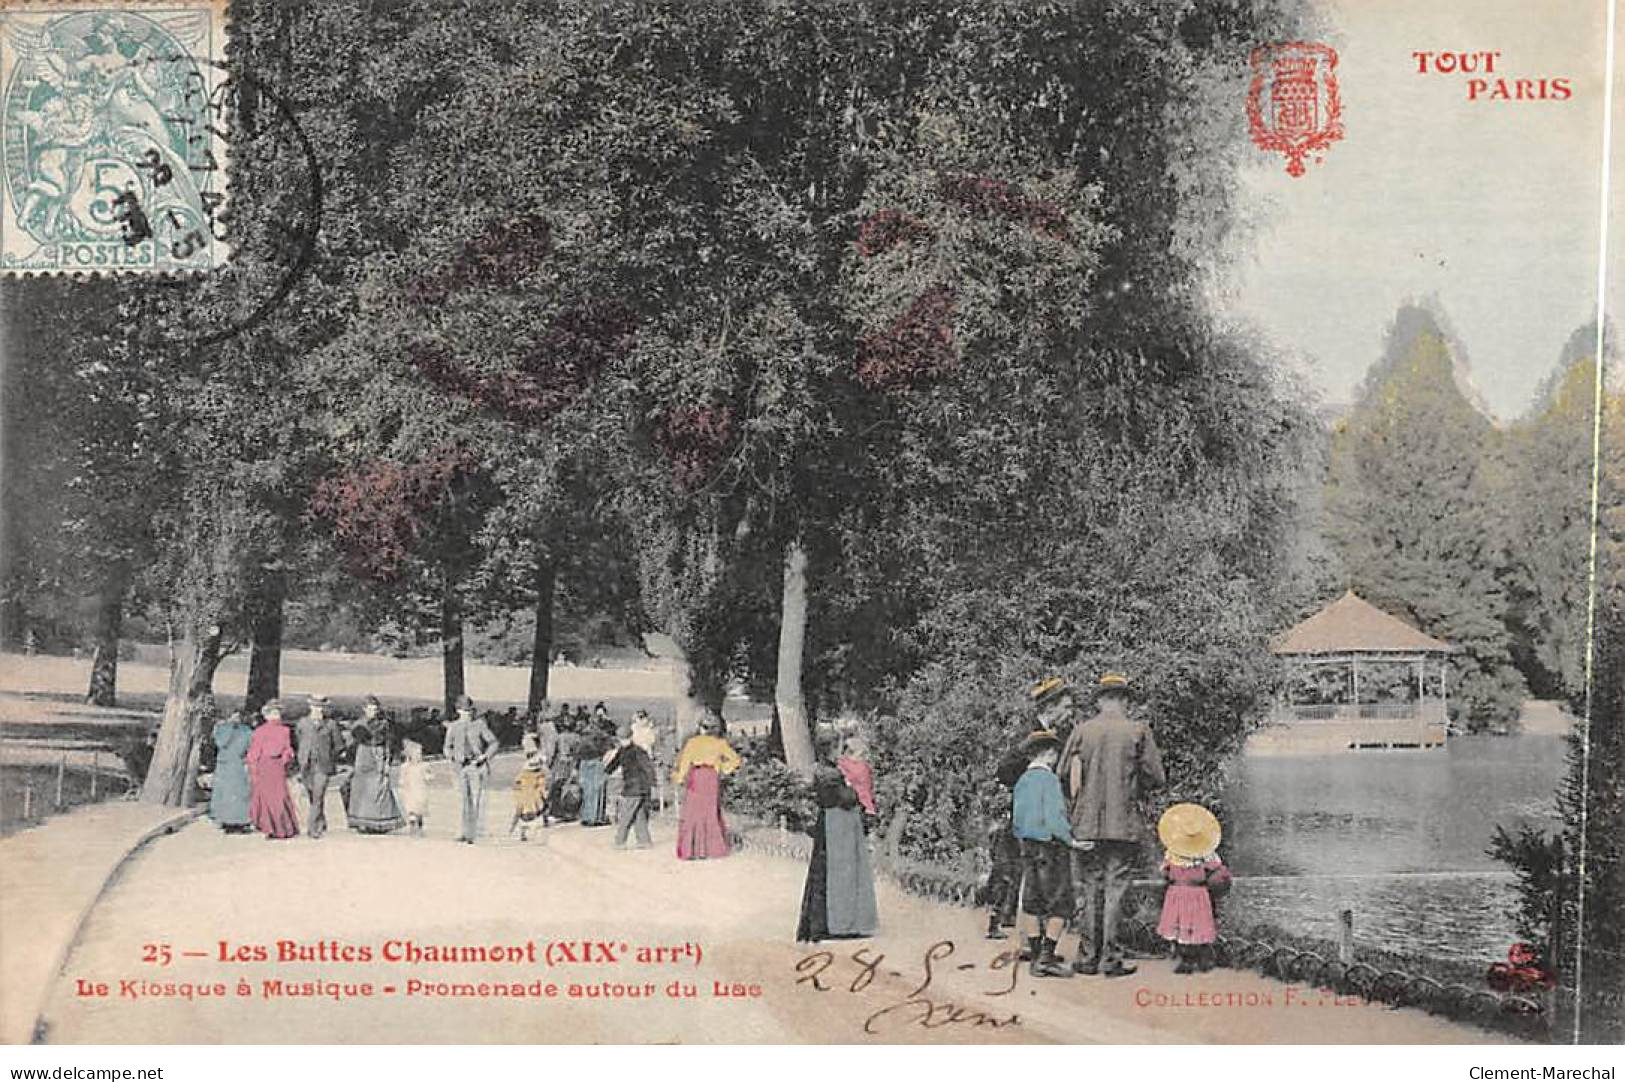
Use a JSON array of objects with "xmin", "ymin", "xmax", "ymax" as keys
[
  {"xmin": 1157, "ymin": 852, "xmax": 1229, "ymax": 971},
  {"xmin": 1156, "ymin": 802, "xmax": 1231, "ymax": 973},
  {"xmin": 245, "ymin": 702, "xmax": 300, "ymax": 840}
]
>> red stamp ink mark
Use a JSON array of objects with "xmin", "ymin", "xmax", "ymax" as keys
[{"xmin": 1247, "ymin": 42, "xmax": 1345, "ymax": 177}]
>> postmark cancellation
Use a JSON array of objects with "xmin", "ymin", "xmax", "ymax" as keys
[{"xmin": 0, "ymin": 0, "xmax": 230, "ymax": 275}]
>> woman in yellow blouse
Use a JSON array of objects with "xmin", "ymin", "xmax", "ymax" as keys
[{"xmin": 673, "ymin": 713, "xmax": 740, "ymax": 859}]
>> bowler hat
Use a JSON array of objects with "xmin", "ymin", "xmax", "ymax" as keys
[{"xmin": 1158, "ymin": 803, "xmax": 1221, "ymax": 861}]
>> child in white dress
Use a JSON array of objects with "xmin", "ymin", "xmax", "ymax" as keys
[{"xmin": 399, "ymin": 739, "xmax": 432, "ymax": 836}]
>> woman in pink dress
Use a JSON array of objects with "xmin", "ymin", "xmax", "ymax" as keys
[
  {"xmin": 671, "ymin": 714, "xmax": 740, "ymax": 860},
  {"xmin": 246, "ymin": 700, "xmax": 300, "ymax": 839}
]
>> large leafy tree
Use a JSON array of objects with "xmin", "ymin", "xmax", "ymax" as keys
[
  {"xmin": 1499, "ymin": 324, "xmax": 1625, "ymax": 699},
  {"xmin": 826, "ymin": 0, "xmax": 1319, "ymax": 855},
  {"xmin": 119, "ymin": 0, "xmax": 396, "ymax": 802},
  {"xmin": 1323, "ymin": 303, "xmax": 1527, "ymax": 728}
]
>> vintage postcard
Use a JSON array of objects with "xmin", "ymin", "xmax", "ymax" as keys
[{"xmin": 0, "ymin": 0, "xmax": 1619, "ymax": 1055}]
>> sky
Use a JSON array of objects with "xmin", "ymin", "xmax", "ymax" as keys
[{"xmin": 1211, "ymin": 0, "xmax": 1620, "ymax": 421}]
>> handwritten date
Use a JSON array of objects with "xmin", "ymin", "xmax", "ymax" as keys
[{"xmin": 795, "ymin": 940, "xmax": 1022, "ymax": 1036}]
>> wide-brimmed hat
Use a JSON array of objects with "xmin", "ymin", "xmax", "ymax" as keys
[
  {"xmin": 308, "ymin": 694, "xmax": 331, "ymax": 707},
  {"xmin": 1158, "ymin": 803, "xmax": 1221, "ymax": 860},
  {"xmin": 1098, "ymin": 672, "xmax": 1130, "ymax": 691},
  {"xmin": 260, "ymin": 699, "xmax": 284, "ymax": 717},
  {"xmin": 454, "ymin": 694, "xmax": 475, "ymax": 712}
]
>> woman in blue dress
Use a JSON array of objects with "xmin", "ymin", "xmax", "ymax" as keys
[
  {"xmin": 576, "ymin": 714, "xmax": 613, "ymax": 827},
  {"xmin": 209, "ymin": 710, "xmax": 253, "ymax": 833}
]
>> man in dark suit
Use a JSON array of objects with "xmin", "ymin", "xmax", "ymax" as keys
[
  {"xmin": 443, "ymin": 694, "xmax": 499, "ymax": 843},
  {"xmin": 296, "ymin": 695, "xmax": 343, "ymax": 839},
  {"xmin": 1059, "ymin": 672, "xmax": 1165, "ymax": 977}
]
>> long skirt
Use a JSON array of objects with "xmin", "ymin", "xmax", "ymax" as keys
[
  {"xmin": 675, "ymin": 766, "xmax": 730, "ymax": 860},
  {"xmin": 797, "ymin": 806, "xmax": 878, "ymax": 942},
  {"xmin": 210, "ymin": 754, "xmax": 251, "ymax": 827},
  {"xmin": 579, "ymin": 758, "xmax": 609, "ymax": 825},
  {"xmin": 249, "ymin": 760, "xmax": 299, "ymax": 839},
  {"xmin": 347, "ymin": 744, "xmax": 403, "ymax": 833}
]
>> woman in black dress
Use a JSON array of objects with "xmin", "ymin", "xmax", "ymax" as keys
[{"xmin": 796, "ymin": 730, "xmax": 879, "ymax": 942}]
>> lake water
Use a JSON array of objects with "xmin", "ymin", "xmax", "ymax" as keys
[{"xmin": 1220, "ymin": 733, "xmax": 1569, "ymax": 965}]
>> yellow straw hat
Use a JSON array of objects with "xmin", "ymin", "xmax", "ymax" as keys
[
  {"xmin": 1028, "ymin": 676, "xmax": 1068, "ymax": 707},
  {"xmin": 1157, "ymin": 803, "xmax": 1221, "ymax": 860}
]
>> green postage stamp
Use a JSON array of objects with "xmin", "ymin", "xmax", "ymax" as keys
[{"xmin": 0, "ymin": 0, "xmax": 229, "ymax": 275}]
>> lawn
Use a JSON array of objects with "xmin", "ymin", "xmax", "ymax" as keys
[{"xmin": 0, "ymin": 645, "xmax": 772, "ymax": 730}]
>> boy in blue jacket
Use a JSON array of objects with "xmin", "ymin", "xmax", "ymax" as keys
[{"xmin": 1012, "ymin": 730, "xmax": 1092, "ymax": 978}]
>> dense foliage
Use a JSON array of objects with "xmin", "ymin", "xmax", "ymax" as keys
[
  {"xmin": 1489, "ymin": 327, "xmax": 1623, "ymax": 1041},
  {"xmin": 1500, "ymin": 330, "xmax": 1625, "ymax": 698},
  {"xmin": 1322, "ymin": 305, "xmax": 1528, "ymax": 727}
]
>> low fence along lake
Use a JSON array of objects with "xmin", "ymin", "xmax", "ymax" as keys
[{"xmin": 1222, "ymin": 732, "xmax": 1569, "ymax": 965}]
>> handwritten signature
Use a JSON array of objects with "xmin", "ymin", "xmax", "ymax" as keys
[{"xmin": 794, "ymin": 940, "xmax": 1023, "ymax": 1036}]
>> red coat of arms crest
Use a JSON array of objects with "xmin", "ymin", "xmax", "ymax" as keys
[{"xmin": 1247, "ymin": 42, "xmax": 1344, "ymax": 177}]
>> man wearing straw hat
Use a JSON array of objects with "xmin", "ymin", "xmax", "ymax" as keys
[
  {"xmin": 985, "ymin": 676, "xmax": 1077, "ymax": 945},
  {"xmin": 1058, "ymin": 671, "xmax": 1165, "ymax": 977}
]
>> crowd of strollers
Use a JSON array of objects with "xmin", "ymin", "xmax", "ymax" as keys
[
  {"xmin": 199, "ymin": 673, "xmax": 1228, "ymax": 968},
  {"xmin": 202, "ymin": 694, "xmax": 753, "ymax": 855}
]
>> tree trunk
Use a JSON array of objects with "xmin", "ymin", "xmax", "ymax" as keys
[
  {"xmin": 245, "ymin": 570, "xmax": 285, "ymax": 717},
  {"xmin": 527, "ymin": 559, "xmax": 555, "ymax": 716},
  {"xmin": 141, "ymin": 620, "xmax": 222, "ymax": 806},
  {"xmin": 441, "ymin": 578, "xmax": 465, "ymax": 718},
  {"xmin": 776, "ymin": 539, "xmax": 815, "ymax": 775},
  {"xmin": 85, "ymin": 563, "xmax": 127, "ymax": 707}
]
